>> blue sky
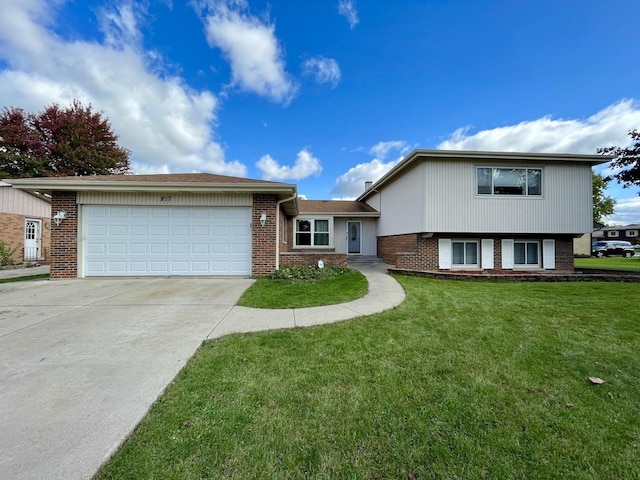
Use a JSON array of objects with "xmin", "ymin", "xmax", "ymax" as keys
[{"xmin": 1, "ymin": 0, "xmax": 639, "ymax": 224}]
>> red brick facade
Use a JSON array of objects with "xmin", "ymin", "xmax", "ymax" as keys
[
  {"xmin": 280, "ymin": 252, "xmax": 347, "ymax": 268},
  {"xmin": 50, "ymin": 192, "xmax": 78, "ymax": 278},
  {"xmin": 251, "ymin": 194, "xmax": 279, "ymax": 275},
  {"xmin": 380, "ymin": 233, "xmax": 575, "ymax": 274},
  {"xmin": 0, "ymin": 213, "xmax": 51, "ymax": 264}
]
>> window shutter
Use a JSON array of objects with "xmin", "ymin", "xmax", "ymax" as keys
[
  {"xmin": 501, "ymin": 239, "xmax": 514, "ymax": 269},
  {"xmin": 438, "ymin": 239, "xmax": 452, "ymax": 269},
  {"xmin": 543, "ymin": 239, "xmax": 555, "ymax": 269},
  {"xmin": 481, "ymin": 239, "xmax": 494, "ymax": 269}
]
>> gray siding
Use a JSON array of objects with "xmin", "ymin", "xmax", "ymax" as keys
[
  {"xmin": 0, "ymin": 184, "xmax": 50, "ymax": 217},
  {"xmin": 371, "ymin": 159, "xmax": 594, "ymax": 235},
  {"xmin": 77, "ymin": 191, "xmax": 252, "ymax": 207}
]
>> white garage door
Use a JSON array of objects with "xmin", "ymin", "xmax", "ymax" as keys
[{"xmin": 83, "ymin": 206, "xmax": 251, "ymax": 276}]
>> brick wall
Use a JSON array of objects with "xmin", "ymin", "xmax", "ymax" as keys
[
  {"xmin": 0, "ymin": 213, "xmax": 51, "ymax": 264},
  {"xmin": 280, "ymin": 252, "xmax": 347, "ymax": 268},
  {"xmin": 252, "ymin": 194, "xmax": 278, "ymax": 275},
  {"xmin": 50, "ymin": 192, "xmax": 78, "ymax": 278},
  {"xmin": 377, "ymin": 233, "xmax": 418, "ymax": 264},
  {"xmin": 381, "ymin": 233, "xmax": 575, "ymax": 274}
]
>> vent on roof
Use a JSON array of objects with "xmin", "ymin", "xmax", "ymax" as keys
[{"xmin": 364, "ymin": 181, "xmax": 373, "ymax": 191}]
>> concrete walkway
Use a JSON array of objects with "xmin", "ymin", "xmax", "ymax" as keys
[
  {"xmin": 208, "ymin": 262, "xmax": 406, "ymax": 339},
  {"xmin": 0, "ymin": 265, "xmax": 50, "ymax": 279}
]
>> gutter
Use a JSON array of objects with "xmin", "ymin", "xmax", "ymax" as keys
[{"xmin": 275, "ymin": 193, "xmax": 297, "ymax": 270}]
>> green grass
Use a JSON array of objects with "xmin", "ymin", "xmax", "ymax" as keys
[
  {"xmin": 0, "ymin": 273, "xmax": 50, "ymax": 283},
  {"xmin": 575, "ymin": 256, "xmax": 640, "ymax": 272},
  {"xmin": 95, "ymin": 277, "xmax": 640, "ymax": 480},
  {"xmin": 237, "ymin": 268, "xmax": 368, "ymax": 308}
]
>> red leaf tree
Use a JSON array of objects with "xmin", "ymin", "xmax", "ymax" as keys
[{"xmin": 0, "ymin": 99, "xmax": 130, "ymax": 178}]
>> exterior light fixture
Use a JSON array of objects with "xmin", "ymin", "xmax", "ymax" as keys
[
  {"xmin": 53, "ymin": 211, "xmax": 66, "ymax": 225},
  {"xmin": 259, "ymin": 213, "xmax": 267, "ymax": 227}
]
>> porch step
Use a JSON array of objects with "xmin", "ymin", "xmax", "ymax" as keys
[{"xmin": 347, "ymin": 255, "xmax": 384, "ymax": 266}]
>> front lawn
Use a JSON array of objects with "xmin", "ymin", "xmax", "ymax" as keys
[
  {"xmin": 95, "ymin": 277, "xmax": 640, "ymax": 480},
  {"xmin": 237, "ymin": 266, "xmax": 368, "ymax": 308},
  {"xmin": 575, "ymin": 256, "xmax": 640, "ymax": 272},
  {"xmin": 0, "ymin": 273, "xmax": 50, "ymax": 283}
]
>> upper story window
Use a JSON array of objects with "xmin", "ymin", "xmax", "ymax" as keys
[
  {"xmin": 477, "ymin": 167, "xmax": 542, "ymax": 196},
  {"xmin": 627, "ymin": 230, "xmax": 638, "ymax": 237},
  {"xmin": 607, "ymin": 230, "xmax": 619, "ymax": 238},
  {"xmin": 295, "ymin": 219, "xmax": 330, "ymax": 247}
]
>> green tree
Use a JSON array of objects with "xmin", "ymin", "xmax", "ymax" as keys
[
  {"xmin": 0, "ymin": 100, "xmax": 130, "ymax": 178},
  {"xmin": 592, "ymin": 172, "xmax": 615, "ymax": 223},
  {"xmin": 598, "ymin": 129, "xmax": 640, "ymax": 189}
]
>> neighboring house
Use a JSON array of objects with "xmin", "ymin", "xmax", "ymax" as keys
[
  {"xmin": 5, "ymin": 149, "xmax": 605, "ymax": 278},
  {"xmin": 573, "ymin": 221, "xmax": 605, "ymax": 257},
  {"xmin": 357, "ymin": 150, "xmax": 606, "ymax": 273},
  {"xmin": 592, "ymin": 224, "xmax": 640, "ymax": 243},
  {"xmin": 0, "ymin": 181, "xmax": 51, "ymax": 265}
]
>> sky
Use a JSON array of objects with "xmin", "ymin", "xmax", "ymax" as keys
[{"xmin": 0, "ymin": 0, "xmax": 639, "ymax": 225}]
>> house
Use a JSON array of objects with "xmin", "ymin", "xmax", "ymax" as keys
[
  {"xmin": 356, "ymin": 150, "xmax": 606, "ymax": 273},
  {"xmin": 0, "ymin": 181, "xmax": 51, "ymax": 265},
  {"xmin": 573, "ymin": 221, "xmax": 605, "ymax": 257},
  {"xmin": 5, "ymin": 149, "xmax": 606, "ymax": 278},
  {"xmin": 592, "ymin": 224, "xmax": 640, "ymax": 243}
]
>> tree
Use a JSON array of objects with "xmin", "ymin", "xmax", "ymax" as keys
[
  {"xmin": 598, "ymin": 129, "xmax": 640, "ymax": 189},
  {"xmin": 592, "ymin": 172, "xmax": 615, "ymax": 223},
  {"xmin": 0, "ymin": 100, "xmax": 130, "ymax": 178}
]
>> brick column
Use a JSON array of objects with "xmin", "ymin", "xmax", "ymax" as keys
[
  {"xmin": 50, "ymin": 192, "xmax": 78, "ymax": 278},
  {"xmin": 252, "ymin": 194, "xmax": 278, "ymax": 275}
]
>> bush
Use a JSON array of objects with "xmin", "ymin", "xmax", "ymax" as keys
[
  {"xmin": 268, "ymin": 265, "xmax": 350, "ymax": 281},
  {"xmin": 0, "ymin": 241, "xmax": 18, "ymax": 266}
]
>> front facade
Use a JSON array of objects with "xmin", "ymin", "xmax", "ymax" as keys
[
  {"xmin": 0, "ymin": 181, "xmax": 51, "ymax": 265},
  {"xmin": 358, "ymin": 150, "xmax": 606, "ymax": 273},
  {"xmin": 6, "ymin": 149, "xmax": 605, "ymax": 278}
]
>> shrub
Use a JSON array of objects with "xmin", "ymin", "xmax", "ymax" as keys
[
  {"xmin": 0, "ymin": 241, "xmax": 18, "ymax": 266},
  {"xmin": 268, "ymin": 265, "xmax": 350, "ymax": 281}
]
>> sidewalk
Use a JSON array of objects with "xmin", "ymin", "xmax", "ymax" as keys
[
  {"xmin": 208, "ymin": 262, "xmax": 406, "ymax": 339},
  {"xmin": 0, "ymin": 265, "xmax": 50, "ymax": 279}
]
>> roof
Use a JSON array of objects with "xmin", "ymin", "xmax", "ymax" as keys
[
  {"xmin": 595, "ymin": 224, "xmax": 640, "ymax": 231},
  {"xmin": 358, "ymin": 149, "xmax": 612, "ymax": 201},
  {"xmin": 297, "ymin": 199, "xmax": 379, "ymax": 216},
  {"xmin": 5, "ymin": 173, "xmax": 298, "ymax": 214}
]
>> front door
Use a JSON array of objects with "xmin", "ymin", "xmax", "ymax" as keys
[
  {"xmin": 347, "ymin": 221, "xmax": 361, "ymax": 254},
  {"xmin": 24, "ymin": 219, "xmax": 41, "ymax": 261}
]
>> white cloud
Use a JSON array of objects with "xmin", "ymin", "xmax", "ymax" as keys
[
  {"xmin": 332, "ymin": 140, "xmax": 410, "ymax": 199},
  {"xmin": 438, "ymin": 99, "xmax": 640, "ymax": 154},
  {"xmin": 603, "ymin": 196, "xmax": 640, "ymax": 225},
  {"xmin": 338, "ymin": 0, "xmax": 359, "ymax": 29},
  {"xmin": 0, "ymin": 0, "xmax": 247, "ymax": 176},
  {"xmin": 369, "ymin": 140, "xmax": 411, "ymax": 159},
  {"xmin": 302, "ymin": 56, "xmax": 341, "ymax": 89},
  {"xmin": 200, "ymin": 1, "xmax": 298, "ymax": 105},
  {"xmin": 256, "ymin": 148, "xmax": 322, "ymax": 180}
]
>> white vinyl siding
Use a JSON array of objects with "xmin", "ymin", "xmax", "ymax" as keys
[
  {"xmin": 82, "ymin": 205, "xmax": 251, "ymax": 276},
  {"xmin": 373, "ymin": 160, "xmax": 593, "ymax": 235}
]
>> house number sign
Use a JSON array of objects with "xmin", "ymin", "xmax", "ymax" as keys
[{"xmin": 160, "ymin": 195, "xmax": 172, "ymax": 202}]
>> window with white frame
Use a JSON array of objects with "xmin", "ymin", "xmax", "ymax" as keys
[
  {"xmin": 477, "ymin": 167, "xmax": 542, "ymax": 196},
  {"xmin": 452, "ymin": 241, "xmax": 478, "ymax": 266},
  {"xmin": 607, "ymin": 230, "xmax": 619, "ymax": 238},
  {"xmin": 514, "ymin": 241, "xmax": 539, "ymax": 266},
  {"xmin": 627, "ymin": 230, "xmax": 638, "ymax": 237},
  {"xmin": 295, "ymin": 219, "xmax": 330, "ymax": 247}
]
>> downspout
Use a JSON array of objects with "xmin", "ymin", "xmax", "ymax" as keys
[{"xmin": 276, "ymin": 193, "xmax": 297, "ymax": 270}]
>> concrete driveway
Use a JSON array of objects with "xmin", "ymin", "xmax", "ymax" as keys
[{"xmin": 0, "ymin": 277, "xmax": 254, "ymax": 480}]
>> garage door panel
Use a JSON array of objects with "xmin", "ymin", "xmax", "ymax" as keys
[{"xmin": 84, "ymin": 206, "xmax": 251, "ymax": 276}]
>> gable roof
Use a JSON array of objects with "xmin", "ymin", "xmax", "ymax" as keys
[
  {"xmin": 358, "ymin": 149, "xmax": 611, "ymax": 201},
  {"xmin": 298, "ymin": 199, "xmax": 379, "ymax": 216}
]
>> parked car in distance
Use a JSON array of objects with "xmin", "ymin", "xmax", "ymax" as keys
[{"xmin": 591, "ymin": 241, "xmax": 636, "ymax": 258}]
